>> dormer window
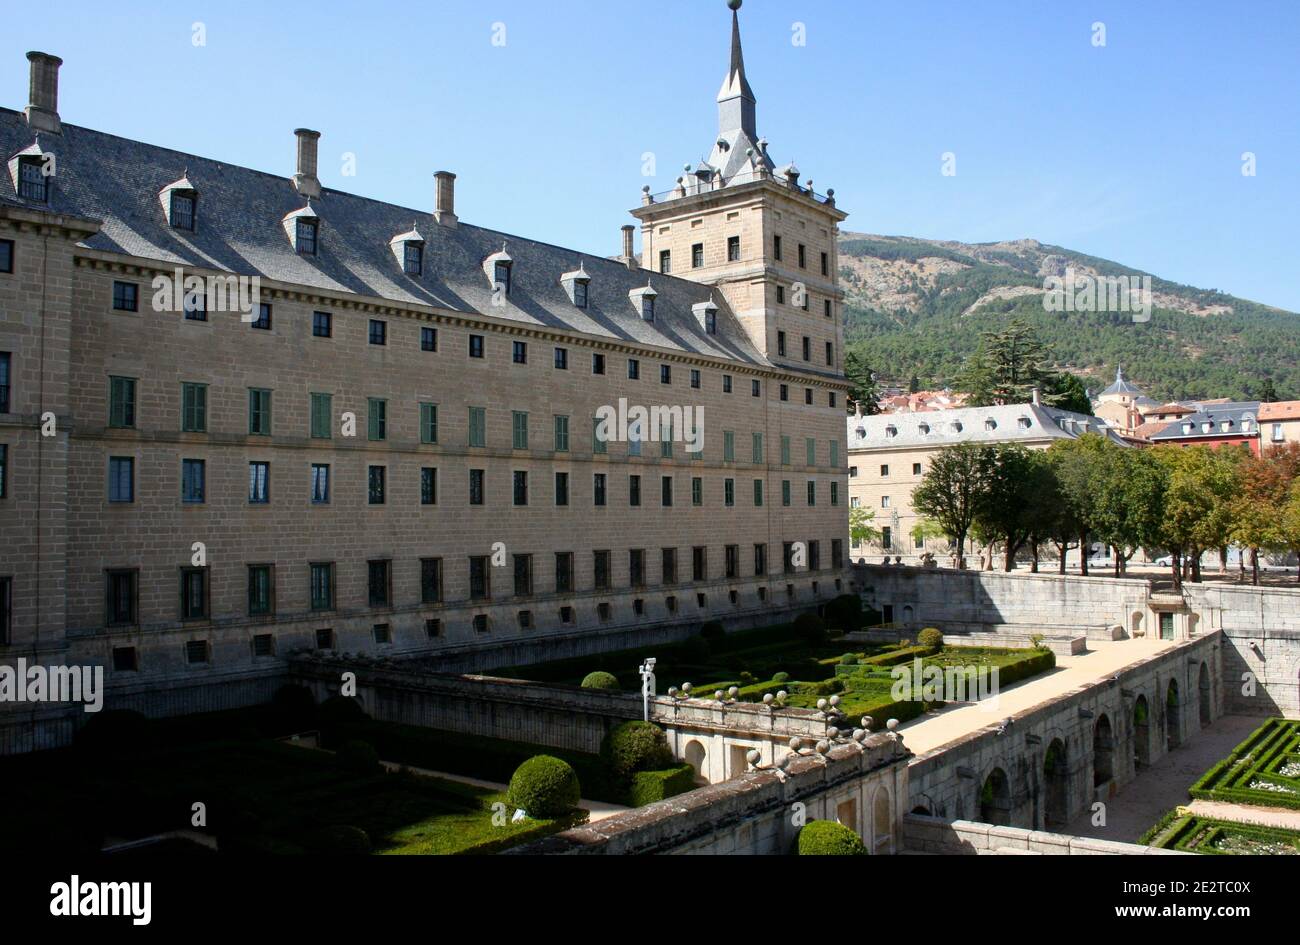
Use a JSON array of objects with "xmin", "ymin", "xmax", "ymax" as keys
[
  {"xmin": 495, "ymin": 260, "xmax": 512, "ymax": 295},
  {"xmin": 170, "ymin": 191, "xmax": 196, "ymax": 231},
  {"xmin": 1018, "ymin": 416, "xmax": 1032, "ymax": 429},
  {"xmin": 1183, "ymin": 422, "xmax": 1193, "ymax": 434},
  {"xmin": 403, "ymin": 242, "xmax": 423, "ymax": 275},
  {"xmin": 706, "ymin": 311, "xmax": 717, "ymax": 334},
  {"xmin": 1220, "ymin": 419, "xmax": 1233, "ymax": 432},
  {"xmin": 1201, "ymin": 421, "xmax": 1212, "ymax": 434},
  {"xmin": 630, "ymin": 283, "xmax": 658, "ymax": 322},
  {"xmin": 574, "ymin": 281, "xmax": 588, "ymax": 308},
  {"xmin": 951, "ymin": 421, "xmax": 963, "ymax": 433},
  {"xmin": 17, "ymin": 157, "xmax": 46, "ymax": 202},
  {"xmin": 984, "ymin": 418, "xmax": 997, "ymax": 431},
  {"xmin": 296, "ymin": 218, "xmax": 318, "ymax": 256},
  {"xmin": 692, "ymin": 299, "xmax": 718, "ymax": 335},
  {"xmin": 885, "ymin": 425, "xmax": 898, "ymax": 438},
  {"xmin": 560, "ymin": 263, "xmax": 591, "ymax": 308},
  {"xmin": 918, "ymin": 423, "xmax": 930, "ymax": 435}
]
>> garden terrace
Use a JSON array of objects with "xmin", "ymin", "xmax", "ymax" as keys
[
  {"xmin": 1145, "ymin": 814, "xmax": 1300, "ymax": 855},
  {"xmin": 1189, "ymin": 718, "xmax": 1300, "ymax": 810}
]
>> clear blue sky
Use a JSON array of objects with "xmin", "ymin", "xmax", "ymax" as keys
[{"xmin": 6, "ymin": 0, "xmax": 1299, "ymax": 309}]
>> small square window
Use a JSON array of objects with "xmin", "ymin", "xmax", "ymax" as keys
[
  {"xmin": 369, "ymin": 319, "xmax": 387, "ymax": 345},
  {"xmin": 252, "ymin": 303, "xmax": 272, "ymax": 330},
  {"xmin": 469, "ymin": 334, "xmax": 485, "ymax": 358},
  {"xmin": 252, "ymin": 634, "xmax": 275, "ymax": 657},
  {"xmin": 112, "ymin": 281, "xmax": 139, "ymax": 312},
  {"xmin": 315, "ymin": 627, "xmax": 335, "ymax": 650},
  {"xmin": 0, "ymin": 239, "xmax": 13, "ymax": 274},
  {"xmin": 554, "ymin": 347, "xmax": 568, "ymax": 370},
  {"xmin": 185, "ymin": 639, "xmax": 210, "ymax": 664},
  {"xmin": 373, "ymin": 623, "xmax": 392, "ymax": 645},
  {"xmin": 592, "ymin": 353, "xmax": 605, "ymax": 375},
  {"xmin": 421, "ymin": 326, "xmax": 437, "ymax": 351},
  {"xmin": 312, "ymin": 311, "xmax": 332, "ymax": 337},
  {"xmin": 112, "ymin": 646, "xmax": 139, "ymax": 672},
  {"xmin": 425, "ymin": 619, "xmax": 442, "ymax": 639}
]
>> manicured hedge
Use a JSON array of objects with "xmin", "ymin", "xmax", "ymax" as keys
[
  {"xmin": 796, "ymin": 820, "xmax": 867, "ymax": 855},
  {"xmin": 507, "ymin": 756, "xmax": 581, "ymax": 818},
  {"xmin": 1189, "ymin": 718, "xmax": 1300, "ymax": 811},
  {"xmin": 625, "ymin": 764, "xmax": 697, "ymax": 807}
]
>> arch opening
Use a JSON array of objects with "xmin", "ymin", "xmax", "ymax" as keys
[
  {"xmin": 1133, "ymin": 695, "xmax": 1151, "ymax": 769},
  {"xmin": 1166, "ymin": 679, "xmax": 1182, "ymax": 750},
  {"xmin": 1043, "ymin": 738, "xmax": 1069, "ymax": 828},
  {"xmin": 1198, "ymin": 662, "xmax": 1212, "ymax": 728},
  {"xmin": 979, "ymin": 767, "xmax": 1012, "ymax": 826},
  {"xmin": 1093, "ymin": 714, "xmax": 1115, "ymax": 787}
]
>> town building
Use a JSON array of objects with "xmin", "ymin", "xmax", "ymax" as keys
[
  {"xmin": 846, "ymin": 399, "xmax": 1123, "ymax": 564},
  {"xmin": 1146, "ymin": 402, "xmax": 1261, "ymax": 454},
  {"xmin": 1258, "ymin": 401, "xmax": 1300, "ymax": 448},
  {"xmin": 0, "ymin": 5, "xmax": 850, "ymax": 749},
  {"xmin": 1092, "ymin": 366, "xmax": 1160, "ymax": 438}
]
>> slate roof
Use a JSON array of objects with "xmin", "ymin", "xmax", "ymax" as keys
[
  {"xmin": 1147, "ymin": 401, "xmax": 1261, "ymax": 441},
  {"xmin": 0, "ymin": 107, "xmax": 769, "ymax": 367},
  {"xmin": 1099, "ymin": 365, "xmax": 1144, "ymax": 397},
  {"xmin": 847, "ymin": 402, "xmax": 1127, "ymax": 451}
]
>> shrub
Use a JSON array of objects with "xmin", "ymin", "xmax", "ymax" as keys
[
  {"xmin": 700, "ymin": 620, "xmax": 725, "ymax": 644},
  {"xmin": 797, "ymin": 820, "xmax": 867, "ymax": 855},
  {"xmin": 738, "ymin": 671, "xmax": 756, "ymax": 685},
  {"xmin": 773, "ymin": 672, "xmax": 790, "ymax": 683},
  {"xmin": 507, "ymin": 755, "xmax": 581, "ymax": 818},
  {"xmin": 917, "ymin": 628, "xmax": 944, "ymax": 650},
  {"xmin": 74, "ymin": 709, "xmax": 154, "ymax": 757},
  {"xmin": 793, "ymin": 612, "xmax": 827, "ymax": 646},
  {"xmin": 825, "ymin": 594, "xmax": 864, "ymax": 633},
  {"xmin": 334, "ymin": 739, "xmax": 381, "ymax": 775},
  {"xmin": 581, "ymin": 671, "xmax": 620, "ymax": 690},
  {"xmin": 625, "ymin": 764, "xmax": 697, "ymax": 807},
  {"xmin": 601, "ymin": 721, "xmax": 672, "ymax": 779},
  {"xmin": 316, "ymin": 825, "xmax": 372, "ymax": 854}
]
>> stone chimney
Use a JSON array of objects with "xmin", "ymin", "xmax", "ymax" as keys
[
  {"xmin": 854, "ymin": 401, "xmax": 863, "ymax": 419},
  {"xmin": 1031, "ymin": 387, "xmax": 1041, "ymax": 406},
  {"xmin": 433, "ymin": 171, "xmax": 457, "ymax": 227},
  {"xmin": 292, "ymin": 128, "xmax": 321, "ymax": 199},
  {"xmin": 620, "ymin": 225, "xmax": 638, "ymax": 269},
  {"xmin": 25, "ymin": 52, "xmax": 63, "ymax": 134}
]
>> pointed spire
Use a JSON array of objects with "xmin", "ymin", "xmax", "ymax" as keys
[{"xmin": 717, "ymin": 0, "xmax": 756, "ymax": 138}]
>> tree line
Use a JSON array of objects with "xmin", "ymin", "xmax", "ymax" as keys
[{"xmin": 911, "ymin": 435, "xmax": 1300, "ymax": 588}]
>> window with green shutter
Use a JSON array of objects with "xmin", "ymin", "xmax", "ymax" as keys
[
  {"xmin": 805, "ymin": 437, "xmax": 816, "ymax": 466},
  {"xmin": 109, "ymin": 376, "xmax": 136, "ymax": 428},
  {"xmin": 782, "ymin": 480, "xmax": 791, "ymax": 507},
  {"xmin": 723, "ymin": 430, "xmax": 734, "ymax": 462},
  {"xmin": 367, "ymin": 398, "xmax": 387, "ymax": 441},
  {"xmin": 553, "ymin": 415, "xmax": 569, "ymax": 452},
  {"xmin": 592, "ymin": 416, "xmax": 607, "ymax": 454},
  {"xmin": 691, "ymin": 477, "xmax": 703, "ymax": 506},
  {"xmin": 752, "ymin": 432, "xmax": 763, "ymax": 464},
  {"xmin": 753, "ymin": 479, "xmax": 764, "ymax": 506},
  {"xmin": 420, "ymin": 402, "xmax": 438, "ymax": 444},
  {"xmin": 829, "ymin": 441, "xmax": 839, "ymax": 467},
  {"xmin": 512, "ymin": 411, "xmax": 528, "ymax": 450},
  {"xmin": 310, "ymin": 392, "xmax": 331, "ymax": 439},
  {"xmin": 781, "ymin": 435, "xmax": 791, "ymax": 466},
  {"xmin": 181, "ymin": 382, "xmax": 207, "ymax": 432},
  {"xmin": 248, "ymin": 388, "xmax": 272, "ymax": 435},
  {"xmin": 468, "ymin": 406, "xmax": 486, "ymax": 447}
]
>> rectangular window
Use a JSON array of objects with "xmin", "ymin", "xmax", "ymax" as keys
[
  {"xmin": 180, "ymin": 568, "xmax": 208, "ymax": 620},
  {"xmin": 367, "ymin": 398, "xmax": 387, "ymax": 441},
  {"xmin": 591, "ymin": 352, "xmax": 605, "ymax": 374},
  {"xmin": 469, "ymin": 469, "xmax": 485, "ymax": 505},
  {"xmin": 469, "ymin": 334, "xmax": 485, "ymax": 358},
  {"xmin": 252, "ymin": 303, "xmax": 272, "ymax": 330},
  {"xmin": 808, "ymin": 540, "xmax": 821, "ymax": 571},
  {"xmin": 368, "ymin": 559, "xmax": 392, "ymax": 607},
  {"xmin": 752, "ymin": 379, "xmax": 761, "ymax": 397},
  {"xmin": 421, "ymin": 558, "xmax": 443, "ymax": 604},
  {"xmin": 660, "ymin": 364, "xmax": 671, "ymax": 385},
  {"xmin": 692, "ymin": 546, "xmax": 707, "ymax": 582},
  {"xmin": 781, "ymin": 436, "xmax": 791, "ymax": 465},
  {"xmin": 421, "ymin": 326, "xmax": 437, "ymax": 351},
  {"xmin": 419, "ymin": 402, "xmax": 438, "ymax": 444},
  {"xmin": 662, "ymin": 548, "xmax": 677, "ymax": 584},
  {"xmin": 308, "ymin": 392, "xmax": 331, "ymax": 439},
  {"xmin": 555, "ymin": 552, "xmax": 574, "ymax": 593},
  {"xmin": 830, "ymin": 441, "xmax": 839, "ymax": 467},
  {"xmin": 181, "ymin": 382, "xmax": 207, "ymax": 432},
  {"xmin": 106, "ymin": 570, "xmax": 138, "ymax": 626},
  {"xmin": 181, "ymin": 458, "xmax": 205, "ymax": 503},
  {"xmin": 727, "ymin": 236, "xmax": 740, "ymax": 261},
  {"xmin": 782, "ymin": 479, "xmax": 791, "ymax": 507},
  {"xmin": 512, "ymin": 411, "xmax": 529, "ymax": 449},
  {"xmin": 661, "ymin": 475, "xmax": 673, "ymax": 507},
  {"xmin": 804, "ymin": 388, "xmax": 813, "ymax": 406},
  {"xmin": 826, "ymin": 341, "xmax": 834, "ymax": 366},
  {"xmin": 723, "ymin": 430, "xmax": 735, "ymax": 463},
  {"xmin": 754, "ymin": 543, "xmax": 767, "ymax": 576},
  {"xmin": 627, "ymin": 358, "xmax": 640, "ymax": 380},
  {"xmin": 553, "ymin": 415, "xmax": 569, "ymax": 451},
  {"xmin": 248, "ymin": 564, "xmax": 274, "ymax": 616},
  {"xmin": 807, "ymin": 480, "xmax": 817, "ymax": 506},
  {"xmin": 831, "ymin": 481, "xmax": 840, "ymax": 506},
  {"xmin": 725, "ymin": 544, "xmax": 739, "ymax": 579},
  {"xmin": 752, "ymin": 432, "xmax": 763, "ymax": 464},
  {"xmin": 310, "ymin": 563, "xmax": 335, "ymax": 611},
  {"xmin": 777, "ymin": 285, "xmax": 785, "ymax": 306},
  {"xmin": 773, "ymin": 234, "xmax": 782, "ymax": 260},
  {"xmin": 108, "ymin": 376, "xmax": 136, "ymax": 428},
  {"xmin": 404, "ymin": 242, "xmax": 423, "ymax": 275},
  {"xmin": 554, "ymin": 347, "xmax": 568, "ymax": 370},
  {"xmin": 512, "ymin": 341, "xmax": 527, "ymax": 364},
  {"xmin": 824, "ymin": 299, "xmax": 832, "ymax": 318},
  {"xmin": 369, "ymin": 319, "xmax": 387, "ymax": 345},
  {"xmin": 421, "ymin": 467, "xmax": 438, "ymax": 505},
  {"xmin": 753, "ymin": 479, "xmax": 764, "ymax": 506},
  {"xmin": 593, "ymin": 472, "xmax": 607, "ymax": 506},
  {"xmin": 724, "ymin": 478, "xmax": 735, "ymax": 507},
  {"xmin": 296, "ymin": 218, "xmax": 318, "ymax": 255},
  {"xmin": 0, "ymin": 351, "xmax": 8, "ymax": 413},
  {"xmin": 554, "ymin": 471, "xmax": 569, "ymax": 506},
  {"xmin": 248, "ymin": 461, "xmax": 269, "ymax": 504},
  {"xmin": 802, "ymin": 337, "xmax": 811, "ymax": 361},
  {"xmin": 594, "ymin": 550, "xmax": 611, "ymax": 590},
  {"xmin": 780, "ymin": 384, "xmax": 789, "ymax": 402},
  {"xmin": 183, "ymin": 290, "xmax": 205, "ymax": 321},
  {"xmin": 691, "ymin": 476, "xmax": 702, "ymax": 506},
  {"xmin": 723, "ymin": 374, "xmax": 732, "ymax": 394},
  {"xmin": 513, "ymin": 470, "xmax": 528, "ymax": 506},
  {"xmin": 112, "ymin": 281, "xmax": 138, "ymax": 312},
  {"xmin": 494, "ymin": 261, "xmax": 512, "ymax": 294},
  {"xmin": 368, "ymin": 465, "xmax": 386, "ymax": 504},
  {"xmin": 514, "ymin": 554, "xmax": 533, "ymax": 597},
  {"xmin": 798, "ymin": 243, "xmax": 806, "ymax": 268},
  {"xmin": 832, "ymin": 539, "xmax": 843, "ymax": 569},
  {"xmin": 692, "ymin": 243, "xmax": 704, "ymax": 268},
  {"xmin": 821, "ymin": 251, "xmax": 829, "ymax": 276},
  {"xmin": 468, "ymin": 406, "xmax": 487, "ymax": 447},
  {"xmin": 311, "ymin": 463, "xmax": 330, "ymax": 504},
  {"xmin": 593, "ymin": 416, "xmax": 607, "ymax": 455},
  {"xmin": 659, "ymin": 249, "xmax": 671, "ymax": 274},
  {"xmin": 574, "ymin": 281, "xmax": 588, "ymax": 308},
  {"xmin": 108, "ymin": 456, "xmax": 134, "ymax": 503},
  {"xmin": 629, "ymin": 549, "xmax": 646, "ymax": 587},
  {"xmin": 690, "ymin": 369, "xmax": 701, "ymax": 389},
  {"xmin": 0, "ymin": 240, "xmax": 14, "ymax": 274},
  {"xmin": 777, "ymin": 331, "xmax": 787, "ymax": 357},
  {"xmin": 629, "ymin": 474, "xmax": 641, "ymax": 507},
  {"xmin": 248, "ymin": 388, "xmax": 272, "ymax": 436},
  {"xmin": 806, "ymin": 438, "xmax": 816, "ymax": 466},
  {"xmin": 313, "ymin": 310, "xmax": 332, "ymax": 337},
  {"xmin": 882, "ymin": 526, "xmax": 893, "ymax": 550}
]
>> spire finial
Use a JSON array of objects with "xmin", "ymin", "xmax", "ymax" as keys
[{"xmin": 717, "ymin": 0, "xmax": 756, "ymax": 137}]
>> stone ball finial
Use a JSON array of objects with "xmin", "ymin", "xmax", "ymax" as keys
[
  {"xmin": 714, "ymin": 690, "xmax": 725, "ymax": 701},
  {"xmin": 776, "ymin": 690, "xmax": 788, "ymax": 702},
  {"xmin": 789, "ymin": 736, "xmax": 802, "ymax": 751},
  {"xmin": 667, "ymin": 686, "xmax": 678, "ymax": 697},
  {"xmin": 746, "ymin": 749, "xmax": 760, "ymax": 766},
  {"xmin": 816, "ymin": 698, "xmax": 828, "ymax": 711},
  {"xmin": 727, "ymin": 686, "xmax": 739, "ymax": 699},
  {"xmin": 862, "ymin": 715, "xmax": 874, "ymax": 730},
  {"xmin": 886, "ymin": 718, "xmax": 899, "ymax": 732},
  {"xmin": 642, "ymin": 184, "xmax": 650, "ymax": 193},
  {"xmin": 816, "ymin": 740, "xmax": 830, "ymax": 755},
  {"xmin": 828, "ymin": 726, "xmax": 840, "ymax": 739},
  {"xmin": 682, "ymin": 682, "xmax": 692, "ymax": 693},
  {"xmin": 829, "ymin": 695, "xmax": 841, "ymax": 708},
  {"xmin": 728, "ymin": 0, "xmax": 743, "ymax": 10},
  {"xmin": 852, "ymin": 728, "xmax": 866, "ymax": 742},
  {"xmin": 762, "ymin": 693, "xmax": 774, "ymax": 705}
]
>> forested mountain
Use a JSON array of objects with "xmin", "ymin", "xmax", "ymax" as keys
[{"xmin": 839, "ymin": 233, "xmax": 1298, "ymax": 402}]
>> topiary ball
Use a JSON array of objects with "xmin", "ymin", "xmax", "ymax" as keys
[
  {"xmin": 581, "ymin": 671, "xmax": 620, "ymax": 690},
  {"xmin": 773, "ymin": 671, "xmax": 790, "ymax": 683},
  {"xmin": 917, "ymin": 627, "xmax": 944, "ymax": 651},
  {"xmin": 600, "ymin": 720, "xmax": 673, "ymax": 779},
  {"xmin": 507, "ymin": 755, "xmax": 581, "ymax": 818},
  {"xmin": 839, "ymin": 653, "xmax": 859, "ymax": 666},
  {"xmin": 797, "ymin": 820, "xmax": 868, "ymax": 855}
]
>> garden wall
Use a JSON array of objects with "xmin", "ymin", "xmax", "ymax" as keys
[{"xmin": 902, "ymin": 814, "xmax": 1187, "ymax": 855}]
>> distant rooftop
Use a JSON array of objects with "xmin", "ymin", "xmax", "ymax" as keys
[{"xmin": 847, "ymin": 401, "xmax": 1126, "ymax": 450}]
